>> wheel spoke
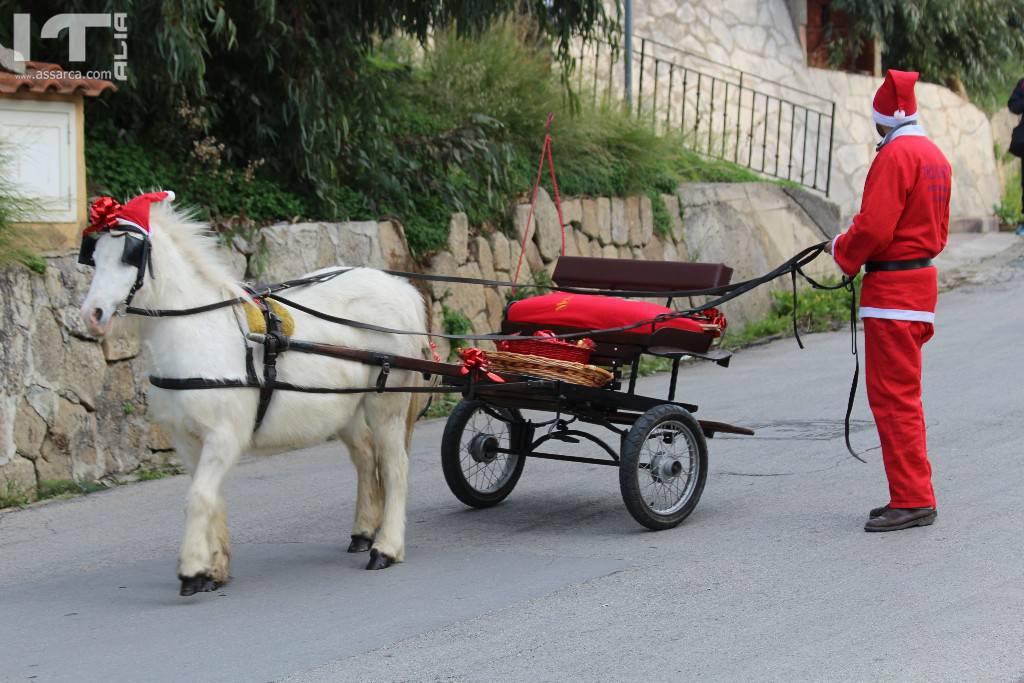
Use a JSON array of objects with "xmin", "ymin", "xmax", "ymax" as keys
[
  {"xmin": 635, "ymin": 419, "xmax": 699, "ymax": 515},
  {"xmin": 459, "ymin": 406, "xmax": 518, "ymax": 494}
]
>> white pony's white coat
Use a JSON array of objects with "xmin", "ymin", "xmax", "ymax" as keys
[{"xmin": 80, "ymin": 202, "xmax": 427, "ymax": 585}]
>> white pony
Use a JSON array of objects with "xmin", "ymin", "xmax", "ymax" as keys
[{"xmin": 79, "ymin": 196, "xmax": 427, "ymax": 595}]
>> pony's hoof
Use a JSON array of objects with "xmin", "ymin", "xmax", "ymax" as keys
[
  {"xmin": 347, "ymin": 534, "xmax": 373, "ymax": 553},
  {"xmin": 179, "ymin": 573, "xmax": 221, "ymax": 596},
  {"xmin": 365, "ymin": 549, "xmax": 394, "ymax": 570}
]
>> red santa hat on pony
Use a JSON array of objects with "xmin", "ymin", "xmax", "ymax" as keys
[
  {"xmin": 84, "ymin": 190, "xmax": 175, "ymax": 237},
  {"xmin": 872, "ymin": 69, "xmax": 920, "ymax": 128}
]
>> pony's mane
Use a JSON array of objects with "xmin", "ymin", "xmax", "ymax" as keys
[{"xmin": 150, "ymin": 202, "xmax": 247, "ymax": 298}]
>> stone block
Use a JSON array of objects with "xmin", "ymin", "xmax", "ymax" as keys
[
  {"xmin": 639, "ymin": 195, "xmax": 654, "ymax": 245},
  {"xmin": 602, "ymin": 244, "xmax": 618, "ymax": 259},
  {"xmin": 611, "ymin": 198, "xmax": 629, "ymax": 245},
  {"xmin": 662, "ymin": 193, "xmax": 685, "ymax": 244},
  {"xmin": 62, "ymin": 337, "xmax": 107, "ymax": 410},
  {"xmin": 484, "ymin": 288, "xmax": 505, "ymax": 334},
  {"xmin": 596, "ymin": 198, "xmax": 612, "ymax": 245},
  {"xmin": 444, "ymin": 261, "xmax": 485, "ymax": 319},
  {"xmin": 1, "ymin": 455, "xmax": 37, "ymax": 494},
  {"xmin": 532, "ymin": 188, "xmax": 563, "ymax": 262},
  {"xmin": 426, "ymin": 251, "xmax": 459, "ymax": 298},
  {"xmin": 474, "ymin": 236, "xmax": 495, "ymax": 281},
  {"xmin": 14, "ymin": 399, "xmax": 46, "ymax": 459},
  {"xmin": 38, "ymin": 397, "xmax": 92, "ymax": 481},
  {"xmin": 580, "ymin": 199, "xmax": 600, "ymax": 239},
  {"xmin": 490, "ymin": 231, "xmax": 512, "ymax": 273},
  {"xmin": 101, "ymin": 329, "xmax": 141, "ymax": 362},
  {"xmin": 561, "ymin": 198, "xmax": 582, "ymax": 228},
  {"xmin": 378, "ymin": 221, "xmax": 412, "ymax": 271},
  {"xmin": 626, "ymin": 196, "xmax": 642, "ymax": 246},
  {"xmin": 448, "ymin": 213, "xmax": 470, "ymax": 264},
  {"xmin": 31, "ymin": 313, "xmax": 65, "ymax": 386},
  {"xmin": 643, "ymin": 238, "xmax": 665, "ymax": 262}
]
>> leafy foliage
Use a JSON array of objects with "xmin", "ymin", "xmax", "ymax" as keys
[
  {"xmin": 7, "ymin": 0, "xmax": 616, "ymax": 211},
  {"xmin": 829, "ymin": 0, "xmax": 1024, "ymax": 100},
  {"xmin": 441, "ymin": 305, "xmax": 473, "ymax": 359},
  {"xmin": 0, "ymin": 145, "xmax": 44, "ymax": 272}
]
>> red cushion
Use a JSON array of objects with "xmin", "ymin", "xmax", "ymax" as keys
[{"xmin": 506, "ymin": 293, "xmax": 706, "ymax": 336}]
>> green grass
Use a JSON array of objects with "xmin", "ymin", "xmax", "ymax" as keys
[
  {"xmin": 424, "ymin": 393, "xmax": 462, "ymax": 419},
  {"xmin": 134, "ymin": 464, "xmax": 184, "ymax": 481},
  {"xmin": 995, "ymin": 160, "xmax": 1022, "ymax": 228},
  {"xmin": 37, "ymin": 479, "xmax": 107, "ymax": 500},
  {"xmin": 0, "ymin": 480, "xmax": 32, "ymax": 509}
]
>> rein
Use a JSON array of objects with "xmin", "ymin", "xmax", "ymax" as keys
[{"xmin": 123, "ymin": 242, "xmax": 863, "ymax": 459}]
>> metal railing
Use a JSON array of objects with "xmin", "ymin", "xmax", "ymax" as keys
[{"xmin": 574, "ymin": 35, "xmax": 837, "ymax": 196}]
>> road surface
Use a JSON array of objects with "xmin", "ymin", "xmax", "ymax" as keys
[{"xmin": 2, "ymin": 244, "xmax": 1022, "ymax": 682}]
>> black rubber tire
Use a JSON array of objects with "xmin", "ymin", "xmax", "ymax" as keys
[
  {"xmin": 619, "ymin": 404, "xmax": 708, "ymax": 530},
  {"xmin": 441, "ymin": 399, "xmax": 526, "ymax": 508}
]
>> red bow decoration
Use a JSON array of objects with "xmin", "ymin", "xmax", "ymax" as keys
[
  {"xmin": 458, "ymin": 347, "xmax": 504, "ymax": 383},
  {"xmin": 85, "ymin": 196, "xmax": 123, "ymax": 235},
  {"xmin": 536, "ymin": 330, "xmax": 595, "ymax": 349}
]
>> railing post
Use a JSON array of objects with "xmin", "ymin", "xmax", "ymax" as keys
[
  {"xmin": 734, "ymin": 74, "xmax": 743, "ymax": 163},
  {"xmin": 826, "ymin": 101, "xmax": 836, "ymax": 196},
  {"xmin": 624, "ymin": 0, "xmax": 633, "ymax": 111},
  {"xmin": 637, "ymin": 38, "xmax": 647, "ymax": 118}
]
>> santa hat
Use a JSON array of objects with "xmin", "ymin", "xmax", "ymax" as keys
[
  {"xmin": 872, "ymin": 69, "xmax": 919, "ymax": 127},
  {"xmin": 85, "ymin": 190, "xmax": 175, "ymax": 236}
]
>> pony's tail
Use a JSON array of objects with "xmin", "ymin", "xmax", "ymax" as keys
[{"xmin": 404, "ymin": 376, "xmax": 422, "ymax": 454}]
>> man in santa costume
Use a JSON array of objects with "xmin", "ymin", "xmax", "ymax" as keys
[{"xmin": 827, "ymin": 69, "xmax": 951, "ymax": 532}]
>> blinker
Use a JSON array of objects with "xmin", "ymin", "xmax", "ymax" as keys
[{"xmin": 78, "ymin": 228, "xmax": 149, "ymax": 271}]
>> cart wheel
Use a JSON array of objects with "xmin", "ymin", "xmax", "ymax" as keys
[
  {"xmin": 441, "ymin": 399, "xmax": 526, "ymax": 508},
  {"xmin": 619, "ymin": 404, "xmax": 708, "ymax": 530}
]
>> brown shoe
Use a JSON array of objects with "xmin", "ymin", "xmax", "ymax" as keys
[
  {"xmin": 864, "ymin": 507, "xmax": 937, "ymax": 532},
  {"xmin": 869, "ymin": 504, "xmax": 890, "ymax": 518}
]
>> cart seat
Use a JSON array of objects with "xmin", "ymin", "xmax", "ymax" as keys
[{"xmin": 502, "ymin": 256, "xmax": 734, "ymax": 363}]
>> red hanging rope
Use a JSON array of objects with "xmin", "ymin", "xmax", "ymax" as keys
[{"xmin": 512, "ymin": 113, "xmax": 567, "ymax": 291}]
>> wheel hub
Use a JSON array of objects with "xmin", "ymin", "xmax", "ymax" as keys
[
  {"xmin": 469, "ymin": 433, "xmax": 500, "ymax": 464},
  {"xmin": 649, "ymin": 453, "xmax": 683, "ymax": 483}
]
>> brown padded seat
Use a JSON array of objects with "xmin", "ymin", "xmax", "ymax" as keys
[{"xmin": 502, "ymin": 256, "xmax": 734, "ymax": 364}]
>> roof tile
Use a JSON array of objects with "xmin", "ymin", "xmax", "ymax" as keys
[{"xmin": 0, "ymin": 61, "xmax": 117, "ymax": 98}]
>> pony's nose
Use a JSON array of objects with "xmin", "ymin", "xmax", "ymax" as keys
[{"xmin": 84, "ymin": 306, "xmax": 107, "ymax": 334}]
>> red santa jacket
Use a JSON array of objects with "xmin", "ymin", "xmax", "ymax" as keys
[{"xmin": 833, "ymin": 131, "xmax": 951, "ymax": 322}]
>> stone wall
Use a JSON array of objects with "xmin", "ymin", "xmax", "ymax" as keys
[
  {"xmin": 0, "ymin": 182, "xmax": 837, "ymax": 494},
  {"xmin": 604, "ymin": 0, "xmax": 1000, "ymax": 225}
]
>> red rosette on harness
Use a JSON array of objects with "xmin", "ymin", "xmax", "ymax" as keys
[
  {"xmin": 497, "ymin": 329, "xmax": 595, "ymax": 364},
  {"xmin": 458, "ymin": 347, "xmax": 505, "ymax": 383},
  {"xmin": 691, "ymin": 308, "xmax": 727, "ymax": 337}
]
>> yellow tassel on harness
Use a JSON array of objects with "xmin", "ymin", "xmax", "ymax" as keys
[{"xmin": 244, "ymin": 300, "xmax": 295, "ymax": 336}]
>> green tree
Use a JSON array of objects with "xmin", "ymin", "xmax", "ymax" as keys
[
  {"xmin": 1, "ymin": 1, "xmax": 617, "ymax": 212},
  {"xmin": 829, "ymin": 0, "xmax": 1024, "ymax": 98}
]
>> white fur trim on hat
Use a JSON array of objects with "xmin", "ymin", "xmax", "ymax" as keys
[
  {"xmin": 873, "ymin": 108, "xmax": 919, "ymax": 127},
  {"xmin": 163, "ymin": 190, "xmax": 175, "ymax": 202}
]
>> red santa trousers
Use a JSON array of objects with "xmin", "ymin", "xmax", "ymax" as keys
[{"xmin": 863, "ymin": 317, "xmax": 936, "ymax": 508}]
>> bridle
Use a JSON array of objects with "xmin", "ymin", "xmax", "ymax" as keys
[{"xmin": 78, "ymin": 225, "xmax": 154, "ymax": 307}]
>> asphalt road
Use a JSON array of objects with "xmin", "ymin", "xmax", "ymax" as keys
[{"xmin": 2, "ymin": 246, "xmax": 1023, "ymax": 683}]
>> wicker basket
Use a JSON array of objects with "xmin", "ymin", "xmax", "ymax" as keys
[
  {"xmin": 498, "ymin": 332, "xmax": 595, "ymax": 364},
  {"xmin": 487, "ymin": 351, "xmax": 613, "ymax": 388}
]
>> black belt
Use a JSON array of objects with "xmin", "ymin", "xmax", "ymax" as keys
[{"xmin": 865, "ymin": 258, "xmax": 932, "ymax": 272}]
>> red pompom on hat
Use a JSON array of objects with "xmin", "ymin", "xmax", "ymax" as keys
[
  {"xmin": 84, "ymin": 190, "xmax": 175, "ymax": 236},
  {"xmin": 872, "ymin": 69, "xmax": 919, "ymax": 127}
]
